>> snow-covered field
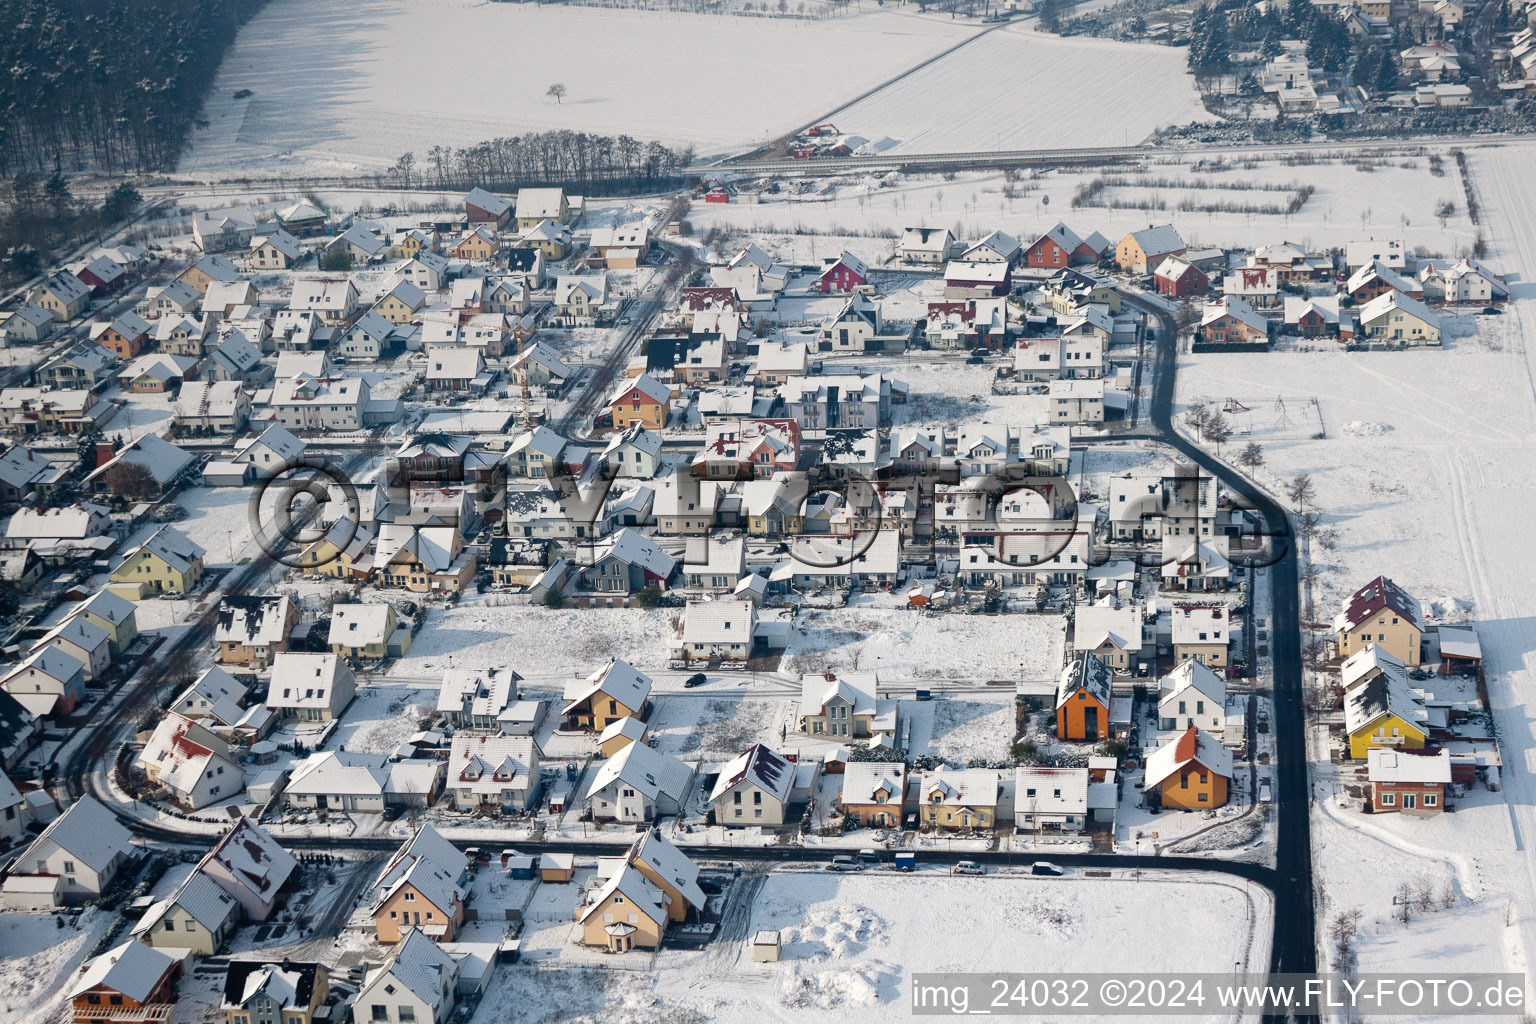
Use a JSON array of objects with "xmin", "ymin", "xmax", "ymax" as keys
[
  {"xmin": 472, "ymin": 871, "xmax": 1267, "ymax": 1023},
  {"xmin": 179, "ymin": 0, "xmax": 974, "ymax": 174},
  {"xmin": 688, "ymin": 147, "xmax": 1486, "ymax": 258},
  {"xmin": 389, "ymin": 601, "xmax": 676, "ymax": 680},
  {"xmin": 0, "ymin": 909, "xmax": 113, "ymax": 1024},
  {"xmin": 781, "ymin": 606, "xmax": 1066, "ymax": 681},
  {"xmin": 830, "ymin": 26, "xmax": 1211, "ymax": 152}
]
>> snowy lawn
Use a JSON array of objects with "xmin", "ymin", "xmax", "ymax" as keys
[
  {"xmin": 0, "ymin": 908, "xmax": 113, "ymax": 1024},
  {"xmin": 175, "ymin": 484, "xmax": 258, "ymax": 567},
  {"xmin": 900, "ymin": 697, "xmax": 1015, "ymax": 763},
  {"xmin": 647, "ymin": 694, "xmax": 798, "ymax": 763},
  {"xmin": 388, "ymin": 603, "xmax": 676, "ymax": 682},
  {"xmin": 179, "ymin": 0, "xmax": 975, "ymax": 174},
  {"xmin": 781, "ymin": 607, "xmax": 1065, "ymax": 681},
  {"xmin": 473, "ymin": 870, "xmax": 1268, "ymax": 1023}
]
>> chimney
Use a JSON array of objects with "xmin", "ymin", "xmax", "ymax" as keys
[{"xmin": 95, "ymin": 442, "xmax": 116, "ymax": 468}]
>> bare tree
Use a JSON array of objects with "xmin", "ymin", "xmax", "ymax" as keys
[
  {"xmin": 1185, "ymin": 402, "xmax": 1211, "ymax": 439},
  {"xmin": 546, "ymin": 83, "xmax": 568, "ymax": 105},
  {"xmin": 1237, "ymin": 442, "xmax": 1264, "ymax": 473},
  {"xmin": 1205, "ymin": 413, "xmax": 1233, "ymax": 454},
  {"xmin": 1395, "ymin": 882, "xmax": 1415, "ymax": 925},
  {"xmin": 1287, "ymin": 473, "xmax": 1315, "ymax": 509}
]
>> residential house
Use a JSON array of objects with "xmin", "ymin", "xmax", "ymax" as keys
[
  {"xmin": 15, "ymin": 796, "xmax": 133, "ymax": 904},
  {"xmin": 1115, "ymin": 225, "xmax": 1186, "ymax": 275},
  {"xmin": 799, "ymin": 672, "xmax": 879, "ymax": 739},
  {"xmin": 69, "ymin": 590, "xmax": 139, "ymax": 657},
  {"xmin": 1347, "ymin": 260, "xmax": 1423, "ymax": 303},
  {"xmin": 69, "ymin": 941, "xmax": 184, "ymax": 1024},
  {"xmin": 339, "ymin": 311, "xmax": 397, "ymax": 361},
  {"xmin": 1335, "ymin": 575, "xmax": 1424, "ymax": 666},
  {"xmin": 1356, "ymin": 291, "xmax": 1441, "ymax": 347},
  {"xmin": 425, "ymin": 349, "xmax": 485, "ymax": 393},
  {"xmin": 1154, "ymin": 256, "xmax": 1208, "ymax": 297},
  {"xmin": 375, "ymin": 524, "xmax": 477, "ymax": 593},
  {"xmin": 265, "ymin": 653, "xmax": 357, "ymax": 722},
  {"xmin": 1283, "ymin": 295, "xmax": 1344, "ymax": 338},
  {"xmin": 270, "ymin": 376, "xmax": 373, "ymax": 432},
  {"xmin": 514, "ymin": 187, "xmax": 572, "ymax": 229},
  {"xmin": 134, "ymin": 870, "xmax": 240, "ymax": 955},
  {"xmin": 38, "ymin": 344, "xmax": 115, "ymax": 390},
  {"xmin": 1144, "ymin": 726, "xmax": 1232, "ymax": 809},
  {"xmin": 1368, "ymin": 748, "xmax": 1450, "ymax": 815},
  {"xmin": 1055, "ymin": 652, "xmax": 1113, "ymax": 741},
  {"xmin": 178, "ymin": 255, "xmax": 240, "ymax": 295},
  {"xmin": 273, "ymin": 202, "xmax": 328, "ymax": 237},
  {"xmin": 444, "ymin": 734, "xmax": 541, "ymax": 813},
  {"xmin": 679, "ymin": 598, "xmax": 757, "ymax": 661},
  {"xmin": 375, "ymin": 280, "xmax": 427, "ymax": 325},
  {"xmin": 284, "ymin": 750, "xmax": 440, "ymax": 813},
  {"xmin": 370, "ymin": 826, "xmax": 467, "ymax": 943},
  {"xmin": 709, "ymin": 744, "xmax": 803, "ymax": 827},
  {"xmin": 1198, "ymin": 296, "xmax": 1270, "ymax": 347},
  {"xmin": 1157, "ymin": 659, "xmax": 1227, "ymax": 736},
  {"xmin": 554, "ymin": 275, "xmax": 608, "ymax": 326},
  {"xmin": 402, "ymin": 251, "xmax": 451, "ymax": 293},
  {"xmin": 590, "ymin": 223, "xmax": 650, "ymax": 268},
  {"xmin": 818, "ymin": 251, "xmax": 870, "ymax": 293},
  {"xmin": 214, "ymin": 595, "xmax": 297, "ymax": 668},
  {"xmin": 287, "ymin": 277, "xmax": 359, "ymax": 326},
  {"xmin": 1014, "ymin": 767, "xmax": 1091, "ymax": 833},
  {"xmin": 32, "ymin": 616, "xmax": 112, "ymax": 682},
  {"xmin": 1419, "ymin": 257, "xmax": 1508, "ymax": 304},
  {"xmin": 330, "ymin": 603, "xmax": 410, "ymax": 660},
  {"xmin": 450, "ymin": 225, "xmax": 499, "ymax": 262},
  {"xmin": 561, "ymin": 659, "xmax": 652, "ymax": 731},
  {"xmin": 31, "ymin": 273, "xmax": 91, "ymax": 321},
  {"xmin": 1172, "ymin": 605, "xmax": 1231, "ymax": 668},
  {"xmin": 91, "ymin": 312, "xmax": 152, "ymax": 359},
  {"xmin": 896, "ymin": 226, "xmax": 954, "ymax": 264},
  {"xmin": 1, "ymin": 647, "xmax": 86, "ymax": 718},
  {"xmin": 144, "ymin": 281, "xmax": 201, "ymax": 319},
  {"xmin": 1072, "ymin": 599, "xmax": 1144, "ymax": 673},
  {"xmin": 584, "ymin": 741, "xmax": 691, "ymax": 822},
  {"xmin": 436, "ymin": 666, "xmax": 523, "ymax": 731},
  {"xmin": 1048, "ymin": 378, "xmax": 1105, "ymax": 424},
  {"xmin": 576, "ymin": 864, "xmax": 670, "ymax": 952},
  {"xmin": 964, "ymin": 229, "xmax": 1024, "ymax": 265},
  {"xmin": 221, "ymin": 961, "xmax": 329, "ymax": 1024},
  {"xmin": 0, "ymin": 387, "xmax": 114, "ymax": 435},
  {"xmin": 174, "ymin": 381, "xmax": 251, "ymax": 435},
  {"xmin": 1345, "ymin": 671, "xmax": 1429, "ymax": 759},
  {"xmin": 464, "ymin": 187, "xmax": 513, "ymax": 226},
  {"xmin": 109, "ymin": 526, "xmax": 205, "ymax": 597},
  {"xmin": 838, "ymin": 762, "xmax": 906, "ymax": 827},
  {"xmin": 249, "ymin": 229, "xmax": 304, "ymax": 270},
  {"xmin": 199, "ymin": 815, "xmax": 296, "ymax": 922},
  {"xmin": 4, "ymin": 304, "xmax": 55, "ymax": 344},
  {"xmin": 1025, "ymin": 222, "xmax": 1085, "ymax": 269},
  {"xmin": 919, "ymin": 769, "xmax": 1000, "ymax": 830},
  {"xmin": 517, "ymin": 219, "xmax": 571, "ymax": 259},
  {"xmin": 352, "ymin": 931, "xmax": 459, "ymax": 1024}
]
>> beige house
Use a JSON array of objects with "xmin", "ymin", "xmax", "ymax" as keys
[
  {"xmin": 798, "ymin": 673, "xmax": 878, "ymax": 739},
  {"xmin": 1334, "ymin": 575, "xmax": 1424, "ymax": 667},
  {"xmin": 1171, "ymin": 605, "xmax": 1232, "ymax": 669},
  {"xmin": 134, "ymin": 871, "xmax": 239, "ymax": 955},
  {"xmin": 577, "ymin": 864, "xmax": 668, "ymax": 952},
  {"xmin": 919, "ymin": 769, "xmax": 1000, "ymax": 830},
  {"xmin": 369, "ymin": 826, "xmax": 466, "ymax": 944},
  {"xmin": 709, "ymin": 744, "xmax": 810, "ymax": 827}
]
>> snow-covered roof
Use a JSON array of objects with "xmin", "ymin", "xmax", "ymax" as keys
[
  {"xmin": 585, "ymin": 741, "xmax": 691, "ymax": 804},
  {"xmin": 1367, "ymin": 747, "xmax": 1450, "ymax": 785},
  {"xmin": 88, "ymin": 434, "xmax": 194, "ymax": 487},
  {"xmin": 515, "ymin": 187, "xmax": 566, "ymax": 220},
  {"xmin": 267, "ymin": 653, "xmax": 352, "ymax": 711},
  {"xmin": 464, "ymin": 187, "xmax": 512, "ymax": 217},
  {"xmin": 366, "ymin": 930, "xmax": 458, "ymax": 1010},
  {"xmin": 563, "ymin": 659, "xmax": 653, "ymax": 716},
  {"xmin": 372, "ymin": 825, "xmax": 465, "ymax": 918},
  {"xmin": 841, "ymin": 761, "xmax": 905, "ymax": 804},
  {"xmin": 1158, "ymin": 659, "xmax": 1227, "ymax": 709},
  {"xmin": 682, "ymin": 598, "xmax": 754, "ymax": 646},
  {"xmin": 286, "ymin": 750, "xmax": 388, "ymax": 797},
  {"xmin": 630, "ymin": 828, "xmax": 704, "ymax": 910},
  {"xmin": 1144, "ymin": 726, "xmax": 1233, "ymax": 787},
  {"xmin": 578, "ymin": 864, "xmax": 667, "ymax": 926},
  {"xmin": 1333, "ymin": 575, "xmax": 1424, "ymax": 634},
  {"xmin": 1344, "ymin": 673, "xmax": 1426, "ymax": 737},
  {"xmin": 1171, "ymin": 605, "xmax": 1231, "ymax": 647},
  {"xmin": 447, "ymin": 734, "xmax": 540, "ymax": 799},
  {"xmin": 135, "ymin": 870, "xmax": 237, "ymax": 937},
  {"xmin": 214, "ymin": 595, "xmax": 292, "ymax": 647},
  {"xmin": 921, "ymin": 768, "xmax": 999, "ymax": 807},
  {"xmin": 1126, "ymin": 224, "xmax": 1185, "ymax": 255},
  {"xmin": 1056, "ymin": 652, "xmax": 1113, "ymax": 710},
  {"xmin": 1074, "ymin": 599, "xmax": 1143, "ymax": 653},
  {"xmin": 1358, "ymin": 289, "xmax": 1438, "ymax": 330},
  {"xmin": 708, "ymin": 744, "xmax": 795, "ymax": 804},
  {"xmin": 72, "ymin": 941, "xmax": 183, "ymax": 1002},
  {"xmin": 21, "ymin": 795, "xmax": 130, "ymax": 874},
  {"xmin": 330, "ymin": 603, "xmax": 395, "ymax": 647},
  {"xmin": 1014, "ymin": 767, "xmax": 1089, "ymax": 815},
  {"xmin": 799, "ymin": 672, "xmax": 877, "ymax": 719},
  {"xmin": 201, "ymin": 814, "xmax": 295, "ymax": 903}
]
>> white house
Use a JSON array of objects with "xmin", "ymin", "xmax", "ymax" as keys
[
  {"xmin": 1157, "ymin": 659, "xmax": 1228, "ymax": 737},
  {"xmin": 445, "ymin": 734, "xmax": 542, "ymax": 811},
  {"xmin": 265, "ymin": 653, "xmax": 357, "ymax": 721},
  {"xmin": 1013, "ymin": 766, "xmax": 1090, "ymax": 833},
  {"xmin": 13, "ymin": 795, "xmax": 133, "ymax": 904},
  {"xmin": 584, "ymin": 741, "xmax": 692, "ymax": 823},
  {"xmin": 353, "ymin": 930, "xmax": 460, "ymax": 1024}
]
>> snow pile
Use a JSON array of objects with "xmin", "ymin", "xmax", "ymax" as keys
[
  {"xmin": 1341, "ymin": 420, "xmax": 1391, "ymax": 437},
  {"xmin": 1425, "ymin": 594, "xmax": 1475, "ymax": 622},
  {"xmin": 782, "ymin": 902, "xmax": 890, "ymax": 960},
  {"xmin": 998, "ymin": 891, "xmax": 1081, "ymax": 940},
  {"xmin": 780, "ymin": 961, "xmax": 895, "ymax": 1009}
]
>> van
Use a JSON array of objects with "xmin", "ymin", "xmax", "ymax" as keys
[
  {"xmin": 828, "ymin": 855, "xmax": 863, "ymax": 872},
  {"xmin": 856, "ymin": 849, "xmax": 882, "ymax": 865},
  {"xmin": 952, "ymin": 861, "xmax": 985, "ymax": 876}
]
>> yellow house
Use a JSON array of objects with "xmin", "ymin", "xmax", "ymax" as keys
[
  {"xmin": 110, "ymin": 526, "xmax": 206, "ymax": 597},
  {"xmin": 598, "ymin": 716, "xmax": 647, "ymax": 757},
  {"xmin": 626, "ymin": 829, "xmax": 702, "ymax": 924},
  {"xmin": 375, "ymin": 525, "xmax": 476, "ymax": 593},
  {"xmin": 373, "ymin": 281, "xmax": 426, "ymax": 325},
  {"xmin": 329, "ymin": 602, "xmax": 410, "ymax": 660},
  {"xmin": 299, "ymin": 519, "xmax": 374, "ymax": 579},
  {"xmin": 388, "ymin": 228, "xmax": 438, "ymax": 260},
  {"xmin": 920, "ymin": 769, "xmax": 999, "ymax": 830},
  {"xmin": 1171, "ymin": 605, "xmax": 1231, "ymax": 669},
  {"xmin": 215, "ymin": 595, "xmax": 297, "ymax": 668},
  {"xmin": 371, "ymin": 827, "xmax": 466, "ymax": 944},
  {"xmin": 450, "ymin": 226, "xmax": 498, "ymax": 261},
  {"xmin": 31, "ymin": 273, "xmax": 91, "ymax": 321},
  {"xmin": 515, "ymin": 187, "xmax": 572, "ymax": 230},
  {"xmin": 518, "ymin": 219, "xmax": 570, "ymax": 259},
  {"xmin": 71, "ymin": 590, "xmax": 140, "ymax": 657},
  {"xmin": 1356, "ymin": 292, "xmax": 1441, "ymax": 347},
  {"xmin": 1345, "ymin": 674, "xmax": 1428, "ymax": 759},
  {"xmin": 577, "ymin": 864, "xmax": 668, "ymax": 952},
  {"xmin": 224, "ymin": 962, "xmax": 330, "ymax": 1024},
  {"xmin": 609, "ymin": 373, "xmax": 671, "ymax": 431},
  {"xmin": 1334, "ymin": 575, "xmax": 1423, "ymax": 666},
  {"xmin": 562, "ymin": 659, "xmax": 652, "ymax": 731}
]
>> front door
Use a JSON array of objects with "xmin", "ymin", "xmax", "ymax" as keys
[
  {"xmin": 1403, "ymin": 793, "xmax": 1417, "ymax": 810},
  {"xmin": 1084, "ymin": 706, "xmax": 1100, "ymax": 742}
]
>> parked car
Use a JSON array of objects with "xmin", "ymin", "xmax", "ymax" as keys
[
  {"xmin": 684, "ymin": 673, "xmax": 707, "ymax": 687},
  {"xmin": 952, "ymin": 860, "xmax": 985, "ymax": 876},
  {"xmin": 1029, "ymin": 861, "xmax": 1065, "ymax": 876},
  {"xmin": 828, "ymin": 855, "xmax": 864, "ymax": 872},
  {"xmin": 856, "ymin": 849, "xmax": 882, "ymax": 865}
]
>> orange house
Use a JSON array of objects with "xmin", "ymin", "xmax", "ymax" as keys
[
  {"xmin": 92, "ymin": 314, "xmax": 151, "ymax": 359},
  {"xmin": 451, "ymin": 226, "xmax": 498, "ymax": 261},
  {"xmin": 71, "ymin": 940, "xmax": 183, "ymax": 1024},
  {"xmin": 1055, "ymin": 652, "xmax": 1112, "ymax": 741},
  {"xmin": 609, "ymin": 373, "xmax": 671, "ymax": 431},
  {"xmin": 1144, "ymin": 726, "xmax": 1231, "ymax": 810}
]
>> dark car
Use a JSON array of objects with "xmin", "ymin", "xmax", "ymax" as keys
[
  {"xmin": 1030, "ymin": 861, "xmax": 1065, "ymax": 876},
  {"xmin": 684, "ymin": 673, "xmax": 707, "ymax": 688}
]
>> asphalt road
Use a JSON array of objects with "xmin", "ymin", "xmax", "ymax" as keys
[{"xmin": 1124, "ymin": 290, "xmax": 1317, "ymax": 995}]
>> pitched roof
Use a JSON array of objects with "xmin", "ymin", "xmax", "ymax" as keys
[
  {"xmin": 21, "ymin": 794, "xmax": 130, "ymax": 874},
  {"xmin": 630, "ymin": 828, "xmax": 703, "ymax": 910},
  {"xmin": 135, "ymin": 869, "xmax": 237, "ymax": 936},
  {"xmin": 921, "ymin": 768, "xmax": 999, "ymax": 808},
  {"xmin": 585, "ymin": 741, "xmax": 691, "ymax": 804},
  {"xmin": 1073, "ymin": 600, "xmax": 1143, "ymax": 653},
  {"xmin": 366, "ymin": 930, "xmax": 457, "ymax": 1009},
  {"xmin": 1056, "ymin": 652, "xmax": 1113, "ymax": 710},
  {"xmin": 578, "ymin": 864, "xmax": 668, "ymax": 926},
  {"xmin": 330, "ymin": 603, "xmax": 396, "ymax": 646},
  {"xmin": 223, "ymin": 961, "xmax": 323, "ymax": 1012},
  {"xmin": 841, "ymin": 761, "xmax": 905, "ymax": 804},
  {"xmin": 1358, "ymin": 290, "xmax": 1438, "ymax": 330},
  {"xmin": 464, "ymin": 187, "xmax": 512, "ymax": 217},
  {"xmin": 286, "ymin": 750, "xmax": 388, "ymax": 797},
  {"xmin": 201, "ymin": 815, "xmax": 296, "ymax": 903},
  {"xmin": 1126, "ymin": 224, "xmax": 1185, "ymax": 255},
  {"xmin": 1334, "ymin": 575, "xmax": 1424, "ymax": 634},
  {"xmin": 1014, "ymin": 766, "xmax": 1090, "ymax": 815},
  {"xmin": 708, "ymin": 744, "xmax": 795, "ymax": 803},
  {"xmin": 799, "ymin": 673, "xmax": 877, "ymax": 719},
  {"xmin": 1158, "ymin": 658, "xmax": 1227, "ymax": 709},
  {"xmin": 1344, "ymin": 673, "xmax": 1426, "ymax": 737},
  {"xmin": 1143, "ymin": 726, "xmax": 1233, "ymax": 787},
  {"xmin": 563, "ymin": 659, "xmax": 653, "ymax": 716},
  {"xmin": 371, "ymin": 825, "xmax": 464, "ymax": 918},
  {"xmin": 72, "ymin": 941, "xmax": 181, "ymax": 1002},
  {"xmin": 214, "ymin": 595, "xmax": 293, "ymax": 646}
]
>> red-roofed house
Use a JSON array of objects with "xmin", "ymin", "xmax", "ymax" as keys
[
  {"xmin": 1144, "ymin": 726, "xmax": 1232, "ymax": 809},
  {"xmin": 1334, "ymin": 575, "xmax": 1424, "ymax": 666}
]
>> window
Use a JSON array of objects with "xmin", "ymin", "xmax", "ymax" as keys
[
  {"xmin": 1381, "ymin": 792, "xmax": 1396, "ymax": 806},
  {"xmin": 753, "ymin": 791, "xmax": 762, "ymax": 805},
  {"xmin": 398, "ymin": 1009, "xmax": 414, "ymax": 1023},
  {"xmin": 404, "ymin": 892, "xmax": 415, "ymax": 901},
  {"xmin": 371, "ymin": 1007, "xmax": 389, "ymax": 1021}
]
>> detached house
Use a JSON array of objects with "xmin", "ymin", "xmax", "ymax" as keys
[
  {"xmin": 561, "ymin": 659, "xmax": 652, "ymax": 731},
  {"xmin": 1157, "ymin": 659, "xmax": 1227, "ymax": 737},
  {"xmin": 214, "ymin": 595, "xmax": 297, "ymax": 668},
  {"xmin": 445, "ymin": 734, "xmax": 541, "ymax": 812},
  {"xmin": 370, "ymin": 826, "xmax": 467, "ymax": 943},
  {"xmin": 1115, "ymin": 224, "xmax": 1186, "ymax": 275},
  {"xmin": 1144, "ymin": 726, "xmax": 1232, "ymax": 809},
  {"xmin": 265, "ymin": 653, "xmax": 357, "ymax": 722},
  {"xmin": 514, "ymin": 187, "xmax": 572, "ymax": 230},
  {"xmin": 577, "ymin": 864, "xmax": 671, "ymax": 953},
  {"xmin": 69, "ymin": 941, "xmax": 184, "ymax": 1024},
  {"xmin": 1, "ymin": 646, "xmax": 86, "ymax": 718},
  {"xmin": 1335, "ymin": 575, "xmax": 1423, "ymax": 666},
  {"xmin": 1055, "ymin": 652, "xmax": 1113, "ymax": 741},
  {"xmin": 14, "ymin": 796, "xmax": 133, "ymax": 904},
  {"xmin": 1172, "ymin": 605, "xmax": 1231, "ymax": 668},
  {"xmin": 109, "ymin": 526, "xmax": 205, "ymax": 597},
  {"xmin": 818, "ymin": 251, "xmax": 869, "ymax": 293},
  {"xmin": 134, "ymin": 870, "xmax": 239, "ymax": 955},
  {"xmin": 91, "ymin": 312, "xmax": 152, "ymax": 359},
  {"xmin": 799, "ymin": 672, "xmax": 879, "ymax": 739},
  {"xmin": 920, "ymin": 769, "xmax": 1000, "ymax": 830},
  {"xmin": 897, "ymin": 226, "xmax": 954, "ymax": 264},
  {"xmin": 1368, "ymin": 748, "xmax": 1450, "ymax": 815},
  {"xmin": 1198, "ymin": 296, "xmax": 1270, "ymax": 348},
  {"xmin": 1356, "ymin": 291, "xmax": 1441, "ymax": 347},
  {"xmin": 250, "ymin": 229, "xmax": 304, "ymax": 270},
  {"xmin": 31, "ymin": 273, "xmax": 91, "ymax": 321},
  {"xmin": 353, "ymin": 931, "xmax": 459, "ymax": 1024},
  {"xmin": 709, "ymin": 744, "xmax": 806, "ymax": 827},
  {"xmin": 198, "ymin": 815, "xmax": 296, "ymax": 922},
  {"xmin": 221, "ymin": 961, "xmax": 329, "ymax": 1024},
  {"xmin": 584, "ymin": 741, "xmax": 691, "ymax": 822},
  {"xmin": 464, "ymin": 187, "xmax": 513, "ymax": 227}
]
